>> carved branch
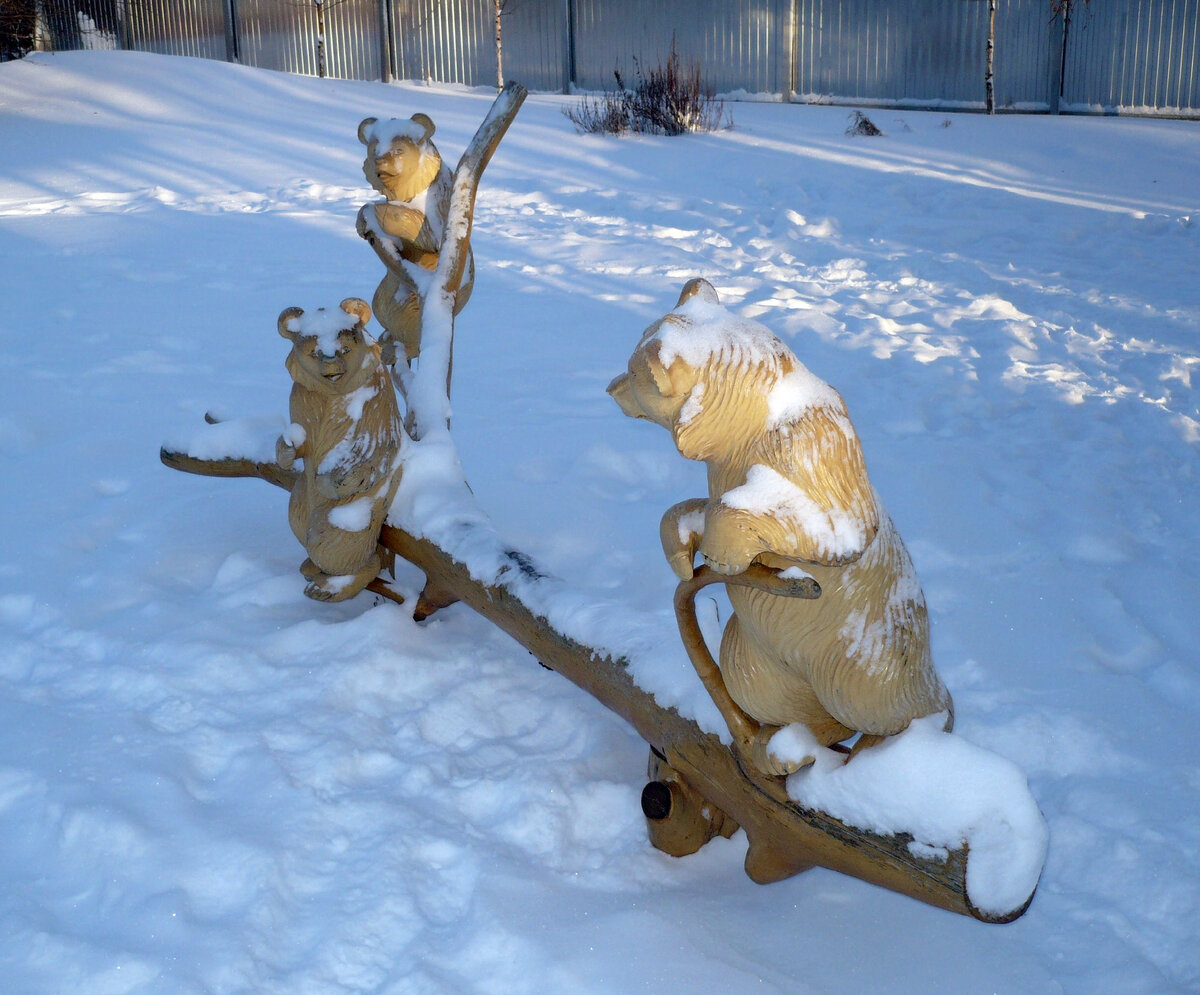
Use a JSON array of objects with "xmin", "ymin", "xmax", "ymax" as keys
[
  {"xmin": 440, "ymin": 81, "xmax": 527, "ymax": 302},
  {"xmin": 159, "ymin": 448, "xmax": 298, "ymax": 490},
  {"xmin": 673, "ymin": 564, "xmax": 820, "ymax": 747},
  {"xmin": 408, "ymin": 81, "xmax": 527, "ymax": 441}
]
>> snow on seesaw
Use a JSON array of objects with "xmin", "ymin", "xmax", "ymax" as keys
[{"xmin": 1, "ymin": 50, "xmax": 1198, "ymax": 993}]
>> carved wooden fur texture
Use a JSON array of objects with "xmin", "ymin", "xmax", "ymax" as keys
[
  {"xmin": 276, "ymin": 298, "xmax": 404, "ymax": 602},
  {"xmin": 608, "ymin": 279, "xmax": 953, "ymax": 773},
  {"xmin": 355, "ymin": 114, "xmax": 475, "ymax": 364}
]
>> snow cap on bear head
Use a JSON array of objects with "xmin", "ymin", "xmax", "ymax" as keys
[{"xmin": 358, "ymin": 113, "xmax": 442, "ymax": 203}]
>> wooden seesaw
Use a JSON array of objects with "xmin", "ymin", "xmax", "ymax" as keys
[{"xmin": 161, "ymin": 83, "xmax": 1039, "ymax": 924}]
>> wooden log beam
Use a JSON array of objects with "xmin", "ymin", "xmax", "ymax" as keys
[{"xmin": 159, "ymin": 445, "xmax": 1028, "ymax": 924}]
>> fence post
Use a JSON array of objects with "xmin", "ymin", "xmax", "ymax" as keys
[
  {"xmin": 780, "ymin": 0, "xmax": 797, "ymax": 101},
  {"xmin": 1048, "ymin": 9, "xmax": 1065, "ymax": 113},
  {"xmin": 378, "ymin": 0, "xmax": 394, "ymax": 82},
  {"xmin": 222, "ymin": 0, "xmax": 241, "ymax": 64},
  {"xmin": 116, "ymin": 0, "xmax": 132, "ymax": 51},
  {"xmin": 562, "ymin": 0, "xmax": 577, "ymax": 93}
]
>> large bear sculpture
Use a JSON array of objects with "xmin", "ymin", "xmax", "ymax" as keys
[{"xmin": 608, "ymin": 279, "xmax": 953, "ymax": 774}]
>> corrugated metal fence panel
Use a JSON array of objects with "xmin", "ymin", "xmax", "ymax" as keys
[
  {"xmin": 125, "ymin": 0, "xmax": 226, "ymax": 61},
  {"xmin": 994, "ymin": 0, "xmax": 1059, "ymax": 109},
  {"xmin": 236, "ymin": 0, "xmax": 382, "ymax": 80},
  {"xmin": 322, "ymin": 0, "xmax": 384, "ymax": 80},
  {"xmin": 497, "ymin": 0, "xmax": 566, "ymax": 92},
  {"xmin": 1063, "ymin": 0, "xmax": 1200, "ymax": 112},
  {"xmin": 795, "ymin": 0, "xmax": 900, "ymax": 101},
  {"xmin": 36, "ymin": 0, "xmax": 118, "ymax": 51},
  {"xmin": 571, "ymin": 0, "xmax": 783, "ymax": 95},
  {"xmin": 33, "ymin": 0, "xmax": 1200, "ymax": 113},
  {"xmin": 236, "ymin": 0, "xmax": 314, "ymax": 76},
  {"xmin": 793, "ymin": 0, "xmax": 1056, "ymax": 109},
  {"xmin": 393, "ymin": 0, "xmax": 492, "ymax": 86}
]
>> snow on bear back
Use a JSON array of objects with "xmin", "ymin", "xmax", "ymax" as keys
[
  {"xmin": 655, "ymin": 295, "xmax": 843, "ymax": 426},
  {"xmin": 286, "ymin": 308, "xmax": 362, "ymax": 356},
  {"xmin": 765, "ymin": 366, "xmax": 845, "ymax": 430}
]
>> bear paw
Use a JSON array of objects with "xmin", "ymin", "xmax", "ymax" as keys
[
  {"xmin": 745, "ymin": 725, "xmax": 818, "ymax": 777},
  {"xmin": 303, "ymin": 572, "xmax": 360, "ymax": 603}
]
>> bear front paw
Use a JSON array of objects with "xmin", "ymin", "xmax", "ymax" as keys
[
  {"xmin": 660, "ymin": 499, "xmax": 707, "ymax": 580},
  {"xmin": 701, "ymin": 554, "xmax": 748, "ymax": 576},
  {"xmin": 378, "ymin": 334, "xmax": 397, "ymax": 367},
  {"xmin": 354, "ymin": 204, "xmax": 372, "ymax": 239},
  {"xmin": 276, "ymin": 437, "xmax": 297, "ymax": 470},
  {"xmin": 697, "ymin": 508, "xmax": 759, "ymax": 576},
  {"xmin": 667, "ymin": 550, "xmax": 696, "ymax": 581}
]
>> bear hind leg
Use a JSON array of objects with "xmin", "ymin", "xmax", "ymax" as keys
[
  {"xmin": 301, "ymin": 548, "xmax": 382, "ymax": 603},
  {"xmin": 721, "ymin": 616, "xmax": 852, "ymax": 746}
]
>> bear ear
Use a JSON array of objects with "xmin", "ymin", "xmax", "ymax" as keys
[
  {"xmin": 644, "ymin": 339, "xmax": 691, "ymax": 398},
  {"xmin": 410, "ymin": 113, "xmax": 435, "ymax": 142},
  {"xmin": 278, "ymin": 306, "xmax": 305, "ymax": 340},
  {"xmin": 676, "ymin": 278, "xmax": 719, "ymax": 308},
  {"xmin": 339, "ymin": 297, "xmax": 371, "ymax": 327},
  {"xmin": 358, "ymin": 117, "xmax": 378, "ymax": 146}
]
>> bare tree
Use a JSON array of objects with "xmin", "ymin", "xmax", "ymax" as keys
[
  {"xmin": 1050, "ymin": 0, "xmax": 1092, "ymax": 16},
  {"xmin": 985, "ymin": 0, "xmax": 997, "ymax": 114},
  {"xmin": 291, "ymin": 0, "xmax": 356, "ymax": 79},
  {"xmin": 0, "ymin": 0, "xmax": 36, "ymax": 62},
  {"xmin": 1050, "ymin": 0, "xmax": 1092, "ymax": 101},
  {"xmin": 985, "ymin": 0, "xmax": 1091, "ymax": 114},
  {"xmin": 493, "ymin": 0, "xmax": 519, "ymax": 91}
]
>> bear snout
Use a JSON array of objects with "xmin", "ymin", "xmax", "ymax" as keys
[{"xmin": 607, "ymin": 371, "xmax": 646, "ymax": 420}]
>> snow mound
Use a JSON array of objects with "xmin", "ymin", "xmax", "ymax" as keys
[{"xmin": 783, "ymin": 715, "xmax": 1048, "ymax": 918}]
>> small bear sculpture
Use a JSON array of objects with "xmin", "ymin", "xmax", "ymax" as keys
[
  {"xmin": 275, "ymin": 298, "xmax": 405, "ymax": 602},
  {"xmin": 608, "ymin": 279, "xmax": 953, "ymax": 773},
  {"xmin": 355, "ymin": 113, "xmax": 474, "ymax": 365}
]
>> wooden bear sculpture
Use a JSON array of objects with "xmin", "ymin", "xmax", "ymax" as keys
[
  {"xmin": 608, "ymin": 279, "xmax": 953, "ymax": 775},
  {"xmin": 355, "ymin": 114, "xmax": 475, "ymax": 365},
  {"xmin": 275, "ymin": 298, "xmax": 405, "ymax": 602}
]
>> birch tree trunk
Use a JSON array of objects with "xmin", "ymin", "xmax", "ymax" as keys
[
  {"xmin": 986, "ymin": 0, "xmax": 996, "ymax": 114},
  {"xmin": 494, "ymin": 0, "xmax": 504, "ymax": 91},
  {"xmin": 316, "ymin": 0, "xmax": 327, "ymax": 78}
]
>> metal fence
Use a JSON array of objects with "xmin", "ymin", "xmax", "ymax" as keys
[
  {"xmin": 791, "ymin": 0, "xmax": 1059, "ymax": 109},
  {"xmin": 1061, "ymin": 0, "xmax": 1199, "ymax": 111},
  {"xmin": 31, "ymin": 0, "xmax": 1200, "ymax": 116}
]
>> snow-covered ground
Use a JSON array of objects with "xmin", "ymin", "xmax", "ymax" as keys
[{"xmin": 1, "ymin": 50, "xmax": 1198, "ymax": 993}]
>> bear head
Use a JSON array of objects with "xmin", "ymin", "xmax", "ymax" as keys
[
  {"xmin": 278, "ymin": 298, "xmax": 378, "ymax": 397},
  {"xmin": 608, "ymin": 278, "xmax": 803, "ymax": 461},
  {"xmin": 358, "ymin": 114, "xmax": 443, "ymax": 203},
  {"xmin": 609, "ymin": 279, "xmax": 880, "ymax": 567}
]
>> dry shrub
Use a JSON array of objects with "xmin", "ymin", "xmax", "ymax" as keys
[
  {"xmin": 845, "ymin": 110, "xmax": 884, "ymax": 137},
  {"xmin": 565, "ymin": 43, "xmax": 729, "ymax": 136}
]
